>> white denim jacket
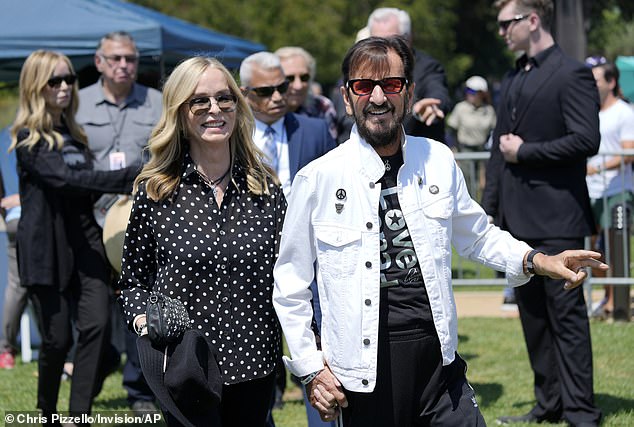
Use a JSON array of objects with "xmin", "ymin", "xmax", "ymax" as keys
[{"xmin": 273, "ymin": 126, "xmax": 532, "ymax": 393}]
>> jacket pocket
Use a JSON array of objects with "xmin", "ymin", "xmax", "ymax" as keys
[
  {"xmin": 314, "ymin": 224, "xmax": 364, "ymax": 365},
  {"xmin": 314, "ymin": 225, "xmax": 361, "ymax": 285},
  {"xmin": 421, "ymin": 193, "xmax": 454, "ymax": 219}
]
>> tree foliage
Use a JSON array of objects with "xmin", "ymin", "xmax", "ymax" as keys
[
  {"xmin": 587, "ymin": 6, "xmax": 634, "ymax": 60},
  {"xmin": 132, "ymin": 0, "xmax": 469, "ymax": 90},
  {"xmin": 130, "ymin": 0, "xmax": 634, "ymax": 95}
]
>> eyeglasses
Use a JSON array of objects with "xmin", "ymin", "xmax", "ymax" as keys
[
  {"xmin": 100, "ymin": 54, "xmax": 139, "ymax": 65},
  {"xmin": 47, "ymin": 74, "xmax": 77, "ymax": 88},
  {"xmin": 286, "ymin": 73, "xmax": 311, "ymax": 83},
  {"xmin": 497, "ymin": 14, "xmax": 528, "ymax": 31},
  {"xmin": 187, "ymin": 94, "xmax": 238, "ymax": 115},
  {"xmin": 247, "ymin": 80, "xmax": 290, "ymax": 97},
  {"xmin": 346, "ymin": 77, "xmax": 408, "ymax": 96},
  {"xmin": 585, "ymin": 56, "xmax": 607, "ymax": 68}
]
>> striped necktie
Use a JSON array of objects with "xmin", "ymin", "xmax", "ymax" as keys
[{"xmin": 263, "ymin": 126, "xmax": 278, "ymax": 172}]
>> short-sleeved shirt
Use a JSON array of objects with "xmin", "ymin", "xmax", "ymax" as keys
[
  {"xmin": 446, "ymin": 101, "xmax": 496, "ymax": 148},
  {"xmin": 77, "ymin": 80, "xmax": 162, "ymax": 171},
  {"xmin": 586, "ymin": 99, "xmax": 634, "ymax": 199}
]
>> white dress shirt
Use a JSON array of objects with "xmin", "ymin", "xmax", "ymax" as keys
[{"xmin": 254, "ymin": 118, "xmax": 291, "ymax": 197}]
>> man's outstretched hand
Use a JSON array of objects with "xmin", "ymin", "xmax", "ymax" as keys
[{"xmin": 533, "ymin": 250, "xmax": 608, "ymax": 290}]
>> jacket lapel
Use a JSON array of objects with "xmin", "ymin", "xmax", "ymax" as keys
[
  {"xmin": 284, "ymin": 113, "xmax": 301, "ymax": 178},
  {"xmin": 511, "ymin": 47, "xmax": 563, "ymax": 131}
]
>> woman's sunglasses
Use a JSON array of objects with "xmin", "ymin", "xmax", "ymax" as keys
[{"xmin": 47, "ymin": 74, "xmax": 77, "ymax": 88}]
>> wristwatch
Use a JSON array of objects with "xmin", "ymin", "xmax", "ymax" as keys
[
  {"xmin": 299, "ymin": 369, "xmax": 323, "ymax": 385},
  {"xmin": 526, "ymin": 249, "xmax": 544, "ymax": 275}
]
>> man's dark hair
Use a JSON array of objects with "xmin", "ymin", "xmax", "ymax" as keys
[
  {"xmin": 598, "ymin": 63, "xmax": 621, "ymax": 97},
  {"xmin": 341, "ymin": 36, "xmax": 414, "ymax": 87}
]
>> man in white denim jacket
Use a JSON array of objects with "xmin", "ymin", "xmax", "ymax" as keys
[{"xmin": 272, "ymin": 36, "xmax": 607, "ymax": 427}]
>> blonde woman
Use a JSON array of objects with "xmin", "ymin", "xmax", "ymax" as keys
[
  {"xmin": 10, "ymin": 50, "xmax": 136, "ymax": 421},
  {"xmin": 119, "ymin": 56, "xmax": 286, "ymax": 426}
]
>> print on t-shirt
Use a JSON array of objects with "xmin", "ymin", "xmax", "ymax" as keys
[
  {"xmin": 379, "ymin": 185, "xmax": 422, "ymax": 288},
  {"xmin": 378, "ymin": 150, "xmax": 433, "ymax": 328}
]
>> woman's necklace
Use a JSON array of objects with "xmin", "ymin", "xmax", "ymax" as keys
[{"xmin": 196, "ymin": 163, "xmax": 231, "ymax": 199}]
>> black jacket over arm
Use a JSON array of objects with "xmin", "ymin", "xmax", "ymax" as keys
[
  {"xmin": 482, "ymin": 45, "xmax": 599, "ymax": 241},
  {"xmin": 403, "ymin": 49, "xmax": 451, "ymax": 142},
  {"xmin": 16, "ymin": 130, "xmax": 136, "ymax": 289}
]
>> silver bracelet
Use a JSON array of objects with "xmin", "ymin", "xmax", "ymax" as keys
[{"xmin": 300, "ymin": 369, "xmax": 323, "ymax": 385}]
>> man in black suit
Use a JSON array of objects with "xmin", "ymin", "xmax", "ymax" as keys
[
  {"xmin": 367, "ymin": 7, "xmax": 450, "ymax": 143},
  {"xmin": 482, "ymin": 1, "xmax": 602, "ymax": 426}
]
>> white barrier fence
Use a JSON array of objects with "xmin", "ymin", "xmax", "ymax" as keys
[{"xmin": 452, "ymin": 150, "xmax": 633, "ymax": 315}]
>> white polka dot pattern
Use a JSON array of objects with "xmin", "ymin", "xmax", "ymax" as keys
[{"xmin": 118, "ymin": 154, "xmax": 286, "ymax": 384}]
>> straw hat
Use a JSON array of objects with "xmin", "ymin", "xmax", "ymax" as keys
[{"xmin": 102, "ymin": 196, "xmax": 133, "ymax": 273}]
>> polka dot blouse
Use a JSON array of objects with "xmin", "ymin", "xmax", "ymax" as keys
[{"xmin": 119, "ymin": 151, "xmax": 286, "ymax": 385}]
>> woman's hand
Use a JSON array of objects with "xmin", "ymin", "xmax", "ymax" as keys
[{"xmin": 134, "ymin": 315, "xmax": 148, "ymax": 336}]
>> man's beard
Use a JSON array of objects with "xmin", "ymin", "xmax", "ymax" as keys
[{"xmin": 352, "ymin": 100, "xmax": 405, "ymax": 148}]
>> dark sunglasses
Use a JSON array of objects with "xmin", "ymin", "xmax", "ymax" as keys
[
  {"xmin": 47, "ymin": 74, "xmax": 77, "ymax": 88},
  {"xmin": 100, "ymin": 54, "xmax": 139, "ymax": 64},
  {"xmin": 497, "ymin": 14, "xmax": 528, "ymax": 31},
  {"xmin": 187, "ymin": 94, "xmax": 238, "ymax": 115},
  {"xmin": 346, "ymin": 77, "xmax": 408, "ymax": 96},
  {"xmin": 286, "ymin": 73, "xmax": 311, "ymax": 83},
  {"xmin": 247, "ymin": 80, "xmax": 290, "ymax": 97}
]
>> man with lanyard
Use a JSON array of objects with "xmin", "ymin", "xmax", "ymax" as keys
[
  {"xmin": 272, "ymin": 36, "xmax": 607, "ymax": 427},
  {"xmin": 76, "ymin": 30, "xmax": 162, "ymax": 414}
]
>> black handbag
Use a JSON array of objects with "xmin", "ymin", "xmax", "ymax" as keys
[{"xmin": 146, "ymin": 292, "xmax": 191, "ymax": 347}]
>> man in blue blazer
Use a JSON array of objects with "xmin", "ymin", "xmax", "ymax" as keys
[
  {"xmin": 239, "ymin": 51, "xmax": 336, "ymax": 427},
  {"xmin": 482, "ymin": 1, "xmax": 601, "ymax": 426},
  {"xmin": 239, "ymin": 51, "xmax": 336, "ymax": 198}
]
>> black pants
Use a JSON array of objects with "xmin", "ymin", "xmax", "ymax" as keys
[
  {"xmin": 164, "ymin": 373, "xmax": 275, "ymax": 427},
  {"xmin": 517, "ymin": 238, "xmax": 601, "ymax": 425},
  {"xmin": 28, "ymin": 267, "xmax": 110, "ymax": 414},
  {"xmin": 342, "ymin": 327, "xmax": 485, "ymax": 427}
]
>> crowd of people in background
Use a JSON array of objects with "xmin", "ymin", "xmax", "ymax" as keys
[{"xmin": 0, "ymin": 0, "xmax": 631, "ymax": 426}]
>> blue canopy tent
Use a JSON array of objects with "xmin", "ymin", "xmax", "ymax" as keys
[{"xmin": 0, "ymin": 0, "xmax": 265, "ymax": 85}]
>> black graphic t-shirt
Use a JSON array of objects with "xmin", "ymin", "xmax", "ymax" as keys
[{"xmin": 378, "ymin": 150, "xmax": 434, "ymax": 330}]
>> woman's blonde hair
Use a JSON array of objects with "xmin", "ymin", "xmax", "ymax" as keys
[
  {"xmin": 136, "ymin": 56, "xmax": 276, "ymax": 202},
  {"xmin": 9, "ymin": 50, "xmax": 86, "ymax": 152}
]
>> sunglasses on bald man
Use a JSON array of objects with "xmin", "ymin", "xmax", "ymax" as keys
[{"xmin": 247, "ymin": 80, "xmax": 290, "ymax": 97}]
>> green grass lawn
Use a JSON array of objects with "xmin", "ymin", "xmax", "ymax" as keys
[{"xmin": 1, "ymin": 318, "xmax": 632, "ymax": 426}]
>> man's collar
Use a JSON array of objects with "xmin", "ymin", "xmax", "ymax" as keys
[
  {"xmin": 349, "ymin": 124, "xmax": 408, "ymax": 182},
  {"xmin": 254, "ymin": 117, "xmax": 285, "ymax": 135},
  {"xmin": 97, "ymin": 77, "xmax": 138, "ymax": 107},
  {"xmin": 515, "ymin": 44, "xmax": 557, "ymax": 70}
]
